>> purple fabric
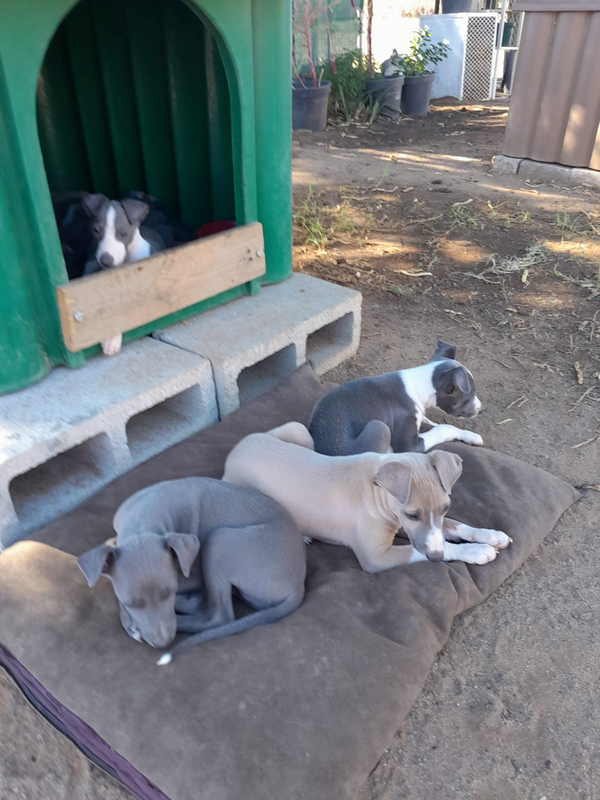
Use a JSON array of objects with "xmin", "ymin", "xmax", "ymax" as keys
[{"xmin": 0, "ymin": 644, "xmax": 168, "ymax": 800}]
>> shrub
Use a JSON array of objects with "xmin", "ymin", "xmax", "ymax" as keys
[
  {"xmin": 323, "ymin": 49, "xmax": 375, "ymax": 122},
  {"xmin": 391, "ymin": 27, "xmax": 450, "ymax": 77}
]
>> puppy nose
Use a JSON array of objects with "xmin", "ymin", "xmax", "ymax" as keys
[
  {"xmin": 99, "ymin": 253, "xmax": 114, "ymax": 268},
  {"xmin": 426, "ymin": 551, "xmax": 444, "ymax": 563}
]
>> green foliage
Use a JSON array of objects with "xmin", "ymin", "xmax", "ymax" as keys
[
  {"xmin": 323, "ymin": 49, "xmax": 376, "ymax": 123},
  {"xmin": 391, "ymin": 27, "xmax": 450, "ymax": 78}
]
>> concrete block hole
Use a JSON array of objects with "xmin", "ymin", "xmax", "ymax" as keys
[
  {"xmin": 9, "ymin": 433, "xmax": 115, "ymax": 526},
  {"xmin": 125, "ymin": 384, "xmax": 206, "ymax": 462},
  {"xmin": 237, "ymin": 344, "xmax": 297, "ymax": 406},
  {"xmin": 306, "ymin": 313, "xmax": 354, "ymax": 371}
]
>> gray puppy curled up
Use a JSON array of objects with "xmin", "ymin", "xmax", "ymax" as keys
[{"xmin": 77, "ymin": 477, "xmax": 306, "ymax": 665}]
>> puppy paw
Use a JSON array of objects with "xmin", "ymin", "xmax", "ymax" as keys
[
  {"xmin": 467, "ymin": 528, "xmax": 511, "ymax": 549},
  {"xmin": 456, "ymin": 543, "xmax": 498, "ymax": 565},
  {"xmin": 302, "ymin": 536, "xmax": 313, "ymax": 545},
  {"xmin": 126, "ymin": 627, "xmax": 143, "ymax": 642},
  {"xmin": 101, "ymin": 334, "xmax": 123, "ymax": 356},
  {"xmin": 458, "ymin": 431, "xmax": 483, "ymax": 447}
]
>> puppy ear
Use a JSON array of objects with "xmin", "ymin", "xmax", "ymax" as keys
[
  {"xmin": 121, "ymin": 198, "xmax": 149, "ymax": 226},
  {"xmin": 77, "ymin": 544, "xmax": 117, "ymax": 587},
  {"xmin": 165, "ymin": 533, "xmax": 200, "ymax": 578},
  {"xmin": 430, "ymin": 451, "xmax": 463, "ymax": 494},
  {"xmin": 432, "ymin": 340, "xmax": 457, "ymax": 361},
  {"xmin": 373, "ymin": 461, "xmax": 412, "ymax": 505},
  {"xmin": 81, "ymin": 193, "xmax": 108, "ymax": 217},
  {"xmin": 446, "ymin": 366, "xmax": 470, "ymax": 394}
]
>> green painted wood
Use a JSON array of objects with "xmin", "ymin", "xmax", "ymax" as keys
[
  {"xmin": 252, "ymin": 0, "xmax": 293, "ymax": 283},
  {"xmin": 0, "ymin": 66, "xmax": 53, "ymax": 393},
  {"xmin": 91, "ymin": 0, "xmax": 146, "ymax": 196},
  {"xmin": 163, "ymin": 0, "xmax": 213, "ymax": 227},
  {"xmin": 37, "ymin": 26, "xmax": 92, "ymax": 192},
  {"xmin": 125, "ymin": 0, "xmax": 179, "ymax": 217},
  {"xmin": 64, "ymin": 2, "xmax": 119, "ymax": 196},
  {"xmin": 205, "ymin": 30, "xmax": 236, "ymax": 223}
]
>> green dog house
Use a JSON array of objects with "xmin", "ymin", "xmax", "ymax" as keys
[{"xmin": 0, "ymin": 0, "xmax": 292, "ymax": 394}]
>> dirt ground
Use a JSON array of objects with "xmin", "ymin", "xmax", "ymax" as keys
[
  {"xmin": 294, "ymin": 99, "xmax": 600, "ymax": 800},
  {"xmin": 1, "ymin": 99, "xmax": 599, "ymax": 799}
]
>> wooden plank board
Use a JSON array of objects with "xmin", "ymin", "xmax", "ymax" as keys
[{"xmin": 56, "ymin": 222, "xmax": 265, "ymax": 352}]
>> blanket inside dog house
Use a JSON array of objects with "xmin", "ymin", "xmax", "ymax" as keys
[
  {"xmin": 0, "ymin": 0, "xmax": 291, "ymax": 393},
  {"xmin": 0, "ymin": 365, "xmax": 581, "ymax": 800}
]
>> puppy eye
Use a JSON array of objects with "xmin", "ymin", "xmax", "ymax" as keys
[
  {"xmin": 92, "ymin": 226, "xmax": 101, "ymax": 235},
  {"xmin": 447, "ymin": 385, "xmax": 456, "ymax": 395},
  {"xmin": 404, "ymin": 511, "xmax": 420, "ymax": 521}
]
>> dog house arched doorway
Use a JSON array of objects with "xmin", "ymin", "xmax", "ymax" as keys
[
  {"xmin": 0, "ymin": 0, "xmax": 292, "ymax": 393},
  {"xmin": 38, "ymin": 0, "xmax": 236, "ymax": 238}
]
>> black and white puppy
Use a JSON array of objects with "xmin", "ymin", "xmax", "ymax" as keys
[
  {"xmin": 81, "ymin": 193, "xmax": 165, "ymax": 355},
  {"xmin": 308, "ymin": 341, "xmax": 483, "ymax": 456}
]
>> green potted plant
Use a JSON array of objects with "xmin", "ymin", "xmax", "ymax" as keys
[
  {"xmin": 361, "ymin": 0, "xmax": 404, "ymax": 121},
  {"xmin": 292, "ymin": 0, "xmax": 338, "ymax": 132},
  {"xmin": 322, "ymin": 49, "xmax": 372, "ymax": 123},
  {"xmin": 392, "ymin": 27, "xmax": 450, "ymax": 117}
]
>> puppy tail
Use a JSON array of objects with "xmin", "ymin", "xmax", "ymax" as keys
[{"xmin": 157, "ymin": 590, "xmax": 304, "ymax": 665}]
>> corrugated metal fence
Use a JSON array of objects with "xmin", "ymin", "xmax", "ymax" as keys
[{"xmin": 503, "ymin": 1, "xmax": 600, "ymax": 171}]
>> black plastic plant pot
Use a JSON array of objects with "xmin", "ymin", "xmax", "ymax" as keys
[
  {"xmin": 292, "ymin": 80, "xmax": 331, "ymax": 132},
  {"xmin": 366, "ymin": 75, "xmax": 405, "ymax": 121},
  {"xmin": 442, "ymin": 0, "xmax": 477, "ymax": 11},
  {"xmin": 401, "ymin": 72, "xmax": 436, "ymax": 117}
]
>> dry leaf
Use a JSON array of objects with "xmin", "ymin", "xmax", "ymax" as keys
[{"xmin": 574, "ymin": 362, "xmax": 584, "ymax": 385}]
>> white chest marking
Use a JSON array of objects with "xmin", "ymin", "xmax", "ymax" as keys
[
  {"xmin": 399, "ymin": 363, "xmax": 437, "ymax": 424},
  {"xmin": 127, "ymin": 230, "xmax": 152, "ymax": 262}
]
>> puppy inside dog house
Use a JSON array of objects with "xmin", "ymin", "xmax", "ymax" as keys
[
  {"xmin": 0, "ymin": 0, "xmax": 298, "ymax": 391},
  {"xmin": 0, "ymin": 0, "xmax": 361, "ymax": 547}
]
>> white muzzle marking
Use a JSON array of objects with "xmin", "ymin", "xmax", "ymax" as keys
[
  {"xmin": 425, "ymin": 528, "xmax": 445, "ymax": 556},
  {"xmin": 96, "ymin": 205, "xmax": 127, "ymax": 267}
]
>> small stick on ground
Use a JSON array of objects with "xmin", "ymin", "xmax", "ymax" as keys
[
  {"xmin": 506, "ymin": 394, "xmax": 528, "ymax": 410},
  {"xmin": 567, "ymin": 385, "xmax": 597, "ymax": 413},
  {"xmin": 572, "ymin": 431, "xmax": 600, "ymax": 449},
  {"xmin": 493, "ymin": 358, "xmax": 516, "ymax": 371}
]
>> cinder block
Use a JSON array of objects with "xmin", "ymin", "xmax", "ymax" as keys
[
  {"xmin": 0, "ymin": 339, "xmax": 217, "ymax": 546},
  {"xmin": 571, "ymin": 167, "xmax": 600, "ymax": 191},
  {"xmin": 153, "ymin": 273, "xmax": 362, "ymax": 417},
  {"xmin": 493, "ymin": 154, "xmax": 522, "ymax": 175},
  {"xmin": 518, "ymin": 159, "xmax": 573, "ymax": 185}
]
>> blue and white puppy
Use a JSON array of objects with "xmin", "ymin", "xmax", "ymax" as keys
[{"xmin": 309, "ymin": 341, "xmax": 483, "ymax": 456}]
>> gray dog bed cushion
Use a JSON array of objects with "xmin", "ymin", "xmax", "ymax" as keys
[{"xmin": 0, "ymin": 365, "xmax": 580, "ymax": 800}]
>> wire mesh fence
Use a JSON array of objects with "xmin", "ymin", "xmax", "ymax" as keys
[{"xmin": 292, "ymin": 1, "xmax": 364, "ymax": 77}]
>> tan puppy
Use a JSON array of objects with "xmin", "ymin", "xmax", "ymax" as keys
[{"xmin": 223, "ymin": 423, "xmax": 511, "ymax": 573}]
